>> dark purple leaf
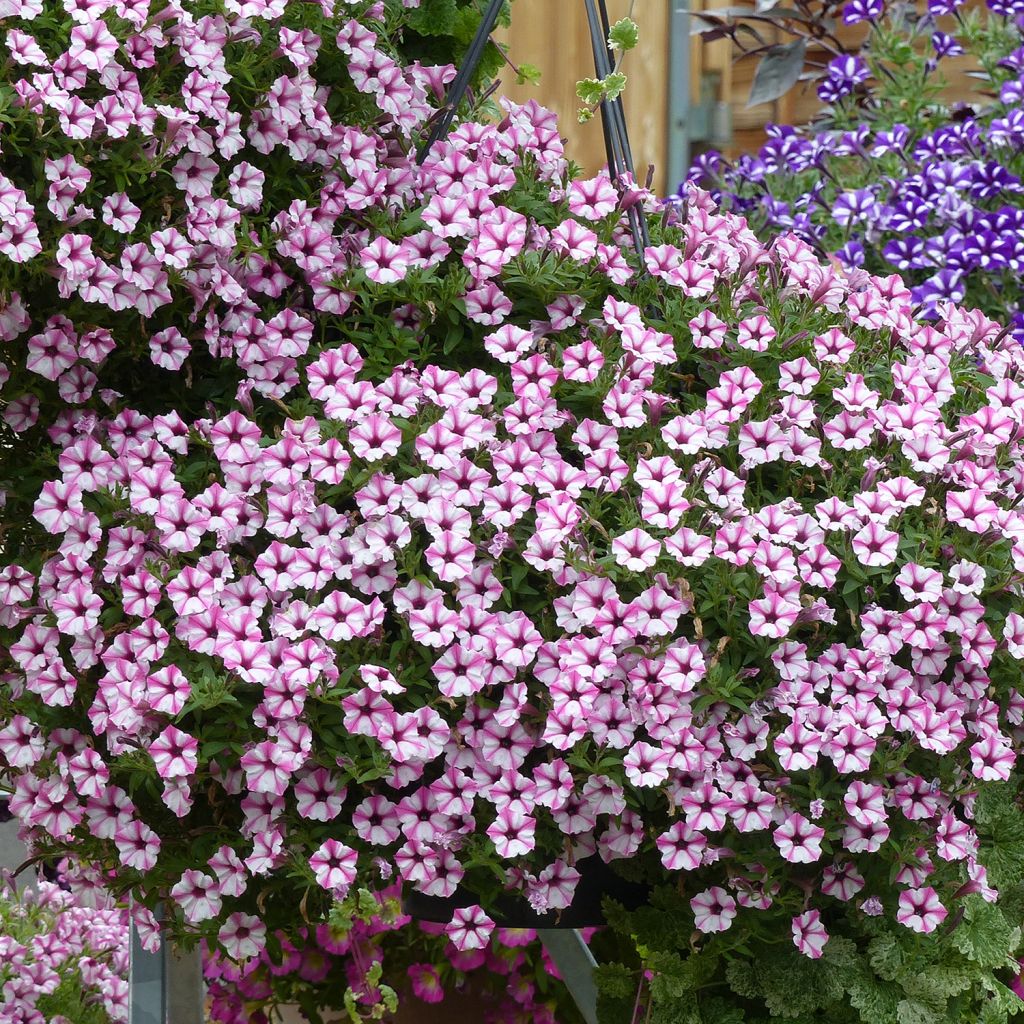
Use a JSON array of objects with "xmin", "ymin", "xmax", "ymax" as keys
[{"xmin": 747, "ymin": 37, "xmax": 808, "ymax": 107}]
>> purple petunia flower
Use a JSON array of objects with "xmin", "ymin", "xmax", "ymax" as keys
[
  {"xmin": 928, "ymin": 0, "xmax": 966, "ymax": 14},
  {"xmin": 870, "ymin": 124, "xmax": 910, "ymax": 156},
  {"xmin": 988, "ymin": 0, "xmax": 1024, "ymax": 16},
  {"xmin": 932, "ymin": 31, "xmax": 964, "ymax": 58},
  {"xmin": 912, "ymin": 268, "xmax": 967, "ymax": 317},
  {"xmin": 835, "ymin": 238, "xmax": 866, "ymax": 268},
  {"xmin": 818, "ymin": 56, "xmax": 871, "ymax": 102},
  {"xmin": 832, "ymin": 188, "xmax": 881, "ymax": 228},
  {"xmin": 883, "ymin": 236, "xmax": 928, "ymax": 270},
  {"xmin": 843, "ymin": 0, "xmax": 884, "ymax": 21}
]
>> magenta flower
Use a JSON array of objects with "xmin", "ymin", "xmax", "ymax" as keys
[
  {"xmin": 969, "ymin": 732, "xmax": 1015, "ymax": 781},
  {"xmin": 487, "ymin": 806, "xmax": 536, "ymax": 858},
  {"xmin": 484, "ymin": 324, "xmax": 534, "ymax": 364},
  {"xmin": 408, "ymin": 963, "xmax": 444, "ymax": 1003},
  {"xmin": 149, "ymin": 726, "xmax": 199, "ymax": 780},
  {"xmin": 310, "ymin": 839, "xmax": 358, "ymax": 898},
  {"xmin": 773, "ymin": 813, "xmax": 826, "ymax": 864},
  {"xmin": 656, "ymin": 822, "xmax": 707, "ymax": 871},
  {"xmin": 68, "ymin": 19, "xmax": 119, "ymax": 71},
  {"xmin": 851, "ymin": 522, "xmax": 899, "ymax": 567},
  {"xmin": 218, "ymin": 912, "xmax": 267, "ymax": 960},
  {"xmin": 690, "ymin": 886, "xmax": 737, "ymax": 934},
  {"xmin": 445, "ymin": 905, "xmax": 494, "ymax": 951},
  {"xmin": 611, "ymin": 528, "xmax": 660, "ymax": 571},
  {"xmin": 792, "ymin": 910, "xmax": 829, "ymax": 959},
  {"xmin": 896, "ymin": 886, "xmax": 948, "ymax": 934},
  {"xmin": 567, "ymin": 174, "xmax": 618, "ymax": 220},
  {"xmin": 170, "ymin": 870, "xmax": 222, "ymax": 924}
]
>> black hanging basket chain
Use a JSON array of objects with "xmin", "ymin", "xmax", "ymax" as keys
[
  {"xmin": 596, "ymin": 0, "xmax": 642, "ymax": 190},
  {"xmin": 416, "ymin": 0, "xmax": 651, "ymax": 259},
  {"xmin": 415, "ymin": 0, "xmax": 507, "ymax": 165},
  {"xmin": 582, "ymin": 0, "xmax": 651, "ymax": 255}
]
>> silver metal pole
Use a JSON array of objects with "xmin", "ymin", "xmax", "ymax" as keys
[
  {"xmin": 129, "ymin": 902, "xmax": 204, "ymax": 1024},
  {"xmin": 538, "ymin": 929, "xmax": 599, "ymax": 1024},
  {"xmin": 167, "ymin": 944, "xmax": 205, "ymax": 1024},
  {"xmin": 129, "ymin": 902, "xmax": 165, "ymax": 1024},
  {"xmin": 667, "ymin": 1, "xmax": 692, "ymax": 191}
]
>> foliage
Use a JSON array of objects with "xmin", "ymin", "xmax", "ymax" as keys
[
  {"xmin": 599, "ymin": 873, "xmax": 1024, "ymax": 1022},
  {"xmin": 688, "ymin": 0, "xmax": 878, "ymax": 108},
  {"xmin": 204, "ymin": 885, "xmax": 580, "ymax": 1024},
  {"xmin": 576, "ymin": 14, "xmax": 638, "ymax": 121}
]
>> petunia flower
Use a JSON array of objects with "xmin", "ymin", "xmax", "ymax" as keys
[
  {"xmin": 773, "ymin": 813, "xmax": 825, "ymax": 864},
  {"xmin": 149, "ymin": 726, "xmax": 199, "ymax": 780},
  {"xmin": 792, "ymin": 910, "xmax": 829, "ymax": 958},
  {"xmin": 690, "ymin": 886, "xmax": 737, "ymax": 934},
  {"xmin": 896, "ymin": 886, "xmax": 947, "ymax": 934},
  {"xmin": 309, "ymin": 839, "xmax": 358, "ymax": 898},
  {"xmin": 445, "ymin": 905, "xmax": 494, "ymax": 951},
  {"xmin": 218, "ymin": 912, "xmax": 267, "ymax": 960}
]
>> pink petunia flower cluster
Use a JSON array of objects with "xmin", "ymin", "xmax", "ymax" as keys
[
  {"xmin": 0, "ymin": 0, "xmax": 468, "ymax": 430},
  {"xmin": 1, "ymin": 0, "xmax": 1023, "ymax": 969},
  {"xmin": 0, "ymin": 872, "xmax": 129, "ymax": 1023}
]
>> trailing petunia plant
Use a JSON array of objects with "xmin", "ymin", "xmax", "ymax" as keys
[
  {"xmin": 2, "ymin": 1, "xmax": 1024, "ymax": 1022},
  {"xmin": 687, "ymin": 0, "xmax": 1024, "ymax": 338},
  {"xmin": 0, "ymin": 870, "xmax": 129, "ymax": 1024}
]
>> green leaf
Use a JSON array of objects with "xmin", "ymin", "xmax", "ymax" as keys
[
  {"xmin": 920, "ymin": 960, "xmax": 975, "ymax": 999},
  {"xmin": 404, "ymin": 0, "xmax": 459, "ymax": 36},
  {"xmin": 603, "ymin": 71, "xmax": 628, "ymax": 102},
  {"xmin": 608, "ymin": 16, "xmax": 640, "ymax": 50},
  {"xmin": 443, "ymin": 325, "xmax": 464, "ymax": 353},
  {"xmin": 594, "ymin": 962, "xmax": 637, "ymax": 1001},
  {"xmin": 576, "ymin": 77, "xmax": 606, "ymax": 105},
  {"xmin": 647, "ymin": 950, "xmax": 698, "ymax": 1001},
  {"xmin": 951, "ymin": 895, "xmax": 1022, "ymax": 969},
  {"xmin": 846, "ymin": 963, "xmax": 903, "ymax": 1024},
  {"xmin": 724, "ymin": 959, "xmax": 761, "ymax": 1000},
  {"xmin": 868, "ymin": 933, "xmax": 904, "ymax": 981},
  {"xmin": 896, "ymin": 999, "xmax": 941, "ymax": 1024},
  {"xmin": 702, "ymin": 997, "xmax": 748, "ymax": 1024},
  {"xmin": 977, "ymin": 980, "xmax": 1024, "ymax": 1024},
  {"xmin": 516, "ymin": 61, "xmax": 542, "ymax": 86},
  {"xmin": 898, "ymin": 972, "xmax": 948, "ymax": 1013}
]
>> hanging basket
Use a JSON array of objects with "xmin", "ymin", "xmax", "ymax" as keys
[{"xmin": 402, "ymin": 856, "xmax": 650, "ymax": 929}]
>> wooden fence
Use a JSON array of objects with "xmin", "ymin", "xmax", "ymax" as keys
[{"xmin": 497, "ymin": 0, "xmax": 672, "ymax": 193}]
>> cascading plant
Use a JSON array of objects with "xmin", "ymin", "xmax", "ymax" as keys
[{"xmin": 1, "ymin": 1, "xmax": 1024, "ymax": 1022}]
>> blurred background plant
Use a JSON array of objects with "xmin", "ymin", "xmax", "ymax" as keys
[
  {"xmin": 687, "ymin": 0, "xmax": 1024, "ymax": 338},
  {"xmin": 203, "ymin": 886, "xmax": 585, "ymax": 1024},
  {"xmin": 0, "ymin": 867, "xmax": 129, "ymax": 1024}
]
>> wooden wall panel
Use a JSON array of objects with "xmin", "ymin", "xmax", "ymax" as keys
[{"xmin": 496, "ymin": 0, "xmax": 671, "ymax": 193}]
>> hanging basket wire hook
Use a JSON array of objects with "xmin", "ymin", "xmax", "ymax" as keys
[{"xmin": 416, "ymin": 0, "xmax": 651, "ymax": 262}]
